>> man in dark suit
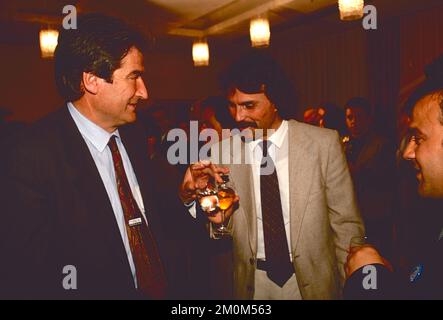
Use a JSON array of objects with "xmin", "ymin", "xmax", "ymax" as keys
[
  {"xmin": 344, "ymin": 62, "xmax": 443, "ymax": 299},
  {"xmin": 0, "ymin": 13, "xmax": 197, "ymax": 299}
]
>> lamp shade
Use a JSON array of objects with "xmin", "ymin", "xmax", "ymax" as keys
[
  {"xmin": 250, "ymin": 17, "xmax": 270, "ymax": 47},
  {"xmin": 192, "ymin": 40, "xmax": 209, "ymax": 67},
  {"xmin": 39, "ymin": 29, "xmax": 59, "ymax": 58},
  {"xmin": 338, "ymin": 0, "xmax": 364, "ymax": 21}
]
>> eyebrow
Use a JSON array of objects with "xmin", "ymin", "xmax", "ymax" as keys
[
  {"xmin": 127, "ymin": 70, "xmax": 144, "ymax": 77},
  {"xmin": 409, "ymin": 127, "xmax": 425, "ymax": 137},
  {"xmin": 229, "ymin": 100, "xmax": 256, "ymax": 106}
]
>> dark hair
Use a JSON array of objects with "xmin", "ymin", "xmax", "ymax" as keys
[
  {"xmin": 200, "ymin": 96, "xmax": 236, "ymax": 129},
  {"xmin": 405, "ymin": 54, "xmax": 443, "ymax": 125},
  {"xmin": 54, "ymin": 13, "xmax": 147, "ymax": 102},
  {"xmin": 220, "ymin": 51, "xmax": 297, "ymax": 120},
  {"xmin": 345, "ymin": 97, "xmax": 373, "ymax": 116}
]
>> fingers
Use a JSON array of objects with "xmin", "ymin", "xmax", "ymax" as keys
[{"xmin": 190, "ymin": 160, "xmax": 230, "ymax": 184}]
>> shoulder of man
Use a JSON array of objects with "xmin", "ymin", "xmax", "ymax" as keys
[{"xmin": 287, "ymin": 119, "xmax": 340, "ymax": 147}]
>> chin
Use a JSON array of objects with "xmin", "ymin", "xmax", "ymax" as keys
[
  {"xmin": 420, "ymin": 187, "xmax": 443, "ymax": 199},
  {"xmin": 122, "ymin": 114, "xmax": 137, "ymax": 125}
]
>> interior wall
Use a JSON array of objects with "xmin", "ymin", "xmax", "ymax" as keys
[
  {"xmin": 0, "ymin": 43, "xmax": 63, "ymax": 123},
  {"xmin": 2, "ymin": 3, "xmax": 443, "ymax": 124},
  {"xmin": 271, "ymin": 25, "xmax": 368, "ymax": 119}
]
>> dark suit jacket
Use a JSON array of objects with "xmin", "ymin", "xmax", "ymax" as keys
[
  {"xmin": 344, "ymin": 237, "xmax": 443, "ymax": 299},
  {"xmin": 0, "ymin": 107, "xmax": 200, "ymax": 299}
]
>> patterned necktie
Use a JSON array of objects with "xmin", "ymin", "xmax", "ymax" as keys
[
  {"xmin": 260, "ymin": 140, "xmax": 294, "ymax": 287},
  {"xmin": 108, "ymin": 135, "xmax": 167, "ymax": 299}
]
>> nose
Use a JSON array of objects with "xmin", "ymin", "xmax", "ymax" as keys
[
  {"xmin": 136, "ymin": 77, "xmax": 148, "ymax": 100},
  {"xmin": 233, "ymin": 105, "xmax": 246, "ymax": 122},
  {"xmin": 403, "ymin": 139, "xmax": 416, "ymax": 161}
]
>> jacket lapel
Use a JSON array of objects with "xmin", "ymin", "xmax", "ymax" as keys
[
  {"xmin": 288, "ymin": 121, "xmax": 316, "ymax": 253},
  {"xmin": 118, "ymin": 125, "xmax": 162, "ymax": 237},
  {"xmin": 57, "ymin": 107, "xmax": 134, "ymax": 285}
]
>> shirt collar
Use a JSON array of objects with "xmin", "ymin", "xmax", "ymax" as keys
[
  {"xmin": 248, "ymin": 120, "xmax": 288, "ymax": 152},
  {"xmin": 67, "ymin": 102, "xmax": 120, "ymax": 153}
]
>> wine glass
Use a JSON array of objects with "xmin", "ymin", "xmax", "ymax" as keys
[
  {"xmin": 196, "ymin": 180, "xmax": 219, "ymax": 215},
  {"xmin": 214, "ymin": 174, "xmax": 235, "ymax": 238}
]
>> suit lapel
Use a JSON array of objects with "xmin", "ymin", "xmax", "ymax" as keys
[
  {"xmin": 118, "ymin": 125, "xmax": 161, "ymax": 235},
  {"xmin": 288, "ymin": 121, "xmax": 316, "ymax": 253},
  {"xmin": 57, "ymin": 107, "xmax": 134, "ymax": 285},
  {"xmin": 118, "ymin": 125, "xmax": 169, "ymax": 261}
]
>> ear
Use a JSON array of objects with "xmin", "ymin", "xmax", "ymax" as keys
[{"xmin": 81, "ymin": 72, "xmax": 100, "ymax": 95}]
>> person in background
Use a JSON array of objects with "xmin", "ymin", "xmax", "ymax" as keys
[
  {"xmin": 343, "ymin": 97, "xmax": 396, "ymax": 260},
  {"xmin": 303, "ymin": 102, "xmax": 346, "ymax": 137}
]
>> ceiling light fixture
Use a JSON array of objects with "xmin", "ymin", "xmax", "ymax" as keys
[
  {"xmin": 250, "ymin": 17, "xmax": 270, "ymax": 47},
  {"xmin": 39, "ymin": 29, "xmax": 59, "ymax": 58},
  {"xmin": 192, "ymin": 39, "xmax": 209, "ymax": 67},
  {"xmin": 338, "ymin": 0, "xmax": 365, "ymax": 21}
]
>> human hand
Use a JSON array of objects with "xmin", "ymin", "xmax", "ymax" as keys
[
  {"xmin": 345, "ymin": 245, "xmax": 392, "ymax": 278},
  {"xmin": 179, "ymin": 160, "xmax": 229, "ymax": 204}
]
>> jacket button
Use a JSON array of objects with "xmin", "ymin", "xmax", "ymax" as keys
[
  {"xmin": 249, "ymin": 258, "xmax": 255, "ymax": 265},
  {"xmin": 247, "ymin": 285, "xmax": 253, "ymax": 291}
]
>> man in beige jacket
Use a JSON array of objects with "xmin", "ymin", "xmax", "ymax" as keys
[{"xmin": 180, "ymin": 53, "xmax": 364, "ymax": 299}]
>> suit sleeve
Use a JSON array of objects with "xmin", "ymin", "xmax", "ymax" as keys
[
  {"xmin": 343, "ymin": 264, "xmax": 397, "ymax": 299},
  {"xmin": 325, "ymin": 131, "xmax": 365, "ymax": 285}
]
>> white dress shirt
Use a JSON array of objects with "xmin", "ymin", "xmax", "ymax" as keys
[
  {"xmin": 247, "ymin": 120, "xmax": 291, "ymax": 261},
  {"xmin": 68, "ymin": 102, "xmax": 147, "ymax": 287},
  {"xmin": 188, "ymin": 121, "xmax": 292, "ymax": 261}
]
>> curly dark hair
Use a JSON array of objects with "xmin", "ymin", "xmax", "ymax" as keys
[
  {"xmin": 54, "ymin": 13, "xmax": 147, "ymax": 102},
  {"xmin": 220, "ymin": 51, "xmax": 297, "ymax": 120}
]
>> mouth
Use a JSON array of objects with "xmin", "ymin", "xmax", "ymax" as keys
[
  {"xmin": 413, "ymin": 164, "xmax": 422, "ymax": 181},
  {"xmin": 127, "ymin": 103, "xmax": 137, "ymax": 110},
  {"xmin": 237, "ymin": 122, "xmax": 257, "ymax": 131}
]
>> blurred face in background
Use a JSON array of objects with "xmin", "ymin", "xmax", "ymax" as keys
[
  {"xmin": 303, "ymin": 107, "xmax": 325, "ymax": 127},
  {"xmin": 345, "ymin": 106, "xmax": 372, "ymax": 138},
  {"xmin": 403, "ymin": 93, "xmax": 443, "ymax": 198}
]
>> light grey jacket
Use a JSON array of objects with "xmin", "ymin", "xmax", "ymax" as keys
[{"xmin": 211, "ymin": 120, "xmax": 364, "ymax": 300}]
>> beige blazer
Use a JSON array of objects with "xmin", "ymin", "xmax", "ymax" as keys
[{"xmin": 212, "ymin": 120, "xmax": 364, "ymax": 300}]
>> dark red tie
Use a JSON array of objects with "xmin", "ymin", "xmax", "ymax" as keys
[
  {"xmin": 260, "ymin": 140, "xmax": 294, "ymax": 287},
  {"xmin": 108, "ymin": 135, "xmax": 167, "ymax": 299}
]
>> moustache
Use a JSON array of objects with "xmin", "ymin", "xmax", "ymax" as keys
[{"xmin": 236, "ymin": 122, "xmax": 257, "ymax": 130}]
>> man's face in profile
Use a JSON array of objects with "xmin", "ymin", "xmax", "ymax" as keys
[
  {"xmin": 95, "ymin": 47, "xmax": 148, "ymax": 128},
  {"xmin": 227, "ymin": 88, "xmax": 282, "ymax": 138},
  {"xmin": 403, "ymin": 93, "xmax": 443, "ymax": 198}
]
